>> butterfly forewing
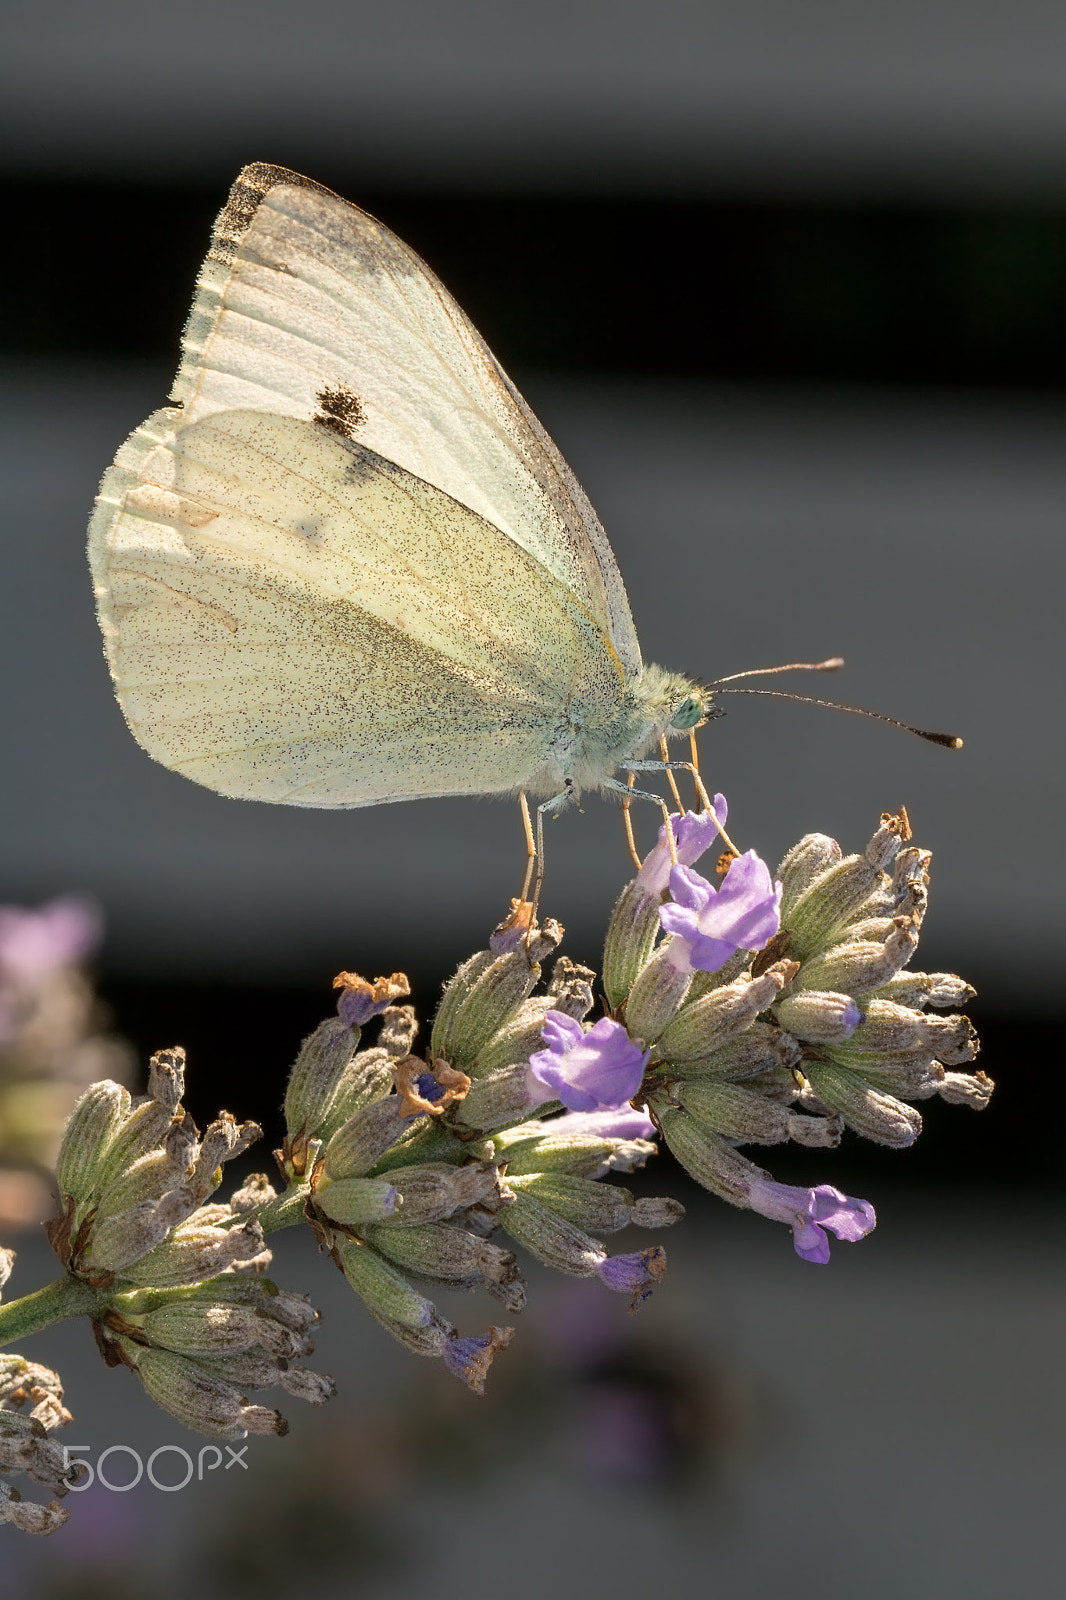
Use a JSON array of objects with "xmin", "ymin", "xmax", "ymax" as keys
[{"xmin": 169, "ymin": 164, "xmax": 641, "ymax": 677}]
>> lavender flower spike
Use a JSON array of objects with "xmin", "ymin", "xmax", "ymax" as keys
[
  {"xmin": 749, "ymin": 1177, "xmax": 876, "ymax": 1264},
  {"xmin": 660, "ymin": 852, "xmax": 782, "ymax": 974},
  {"xmin": 637, "ymin": 796, "xmax": 729, "ymax": 897},
  {"xmin": 529, "ymin": 1013, "xmax": 650, "ymax": 1113}
]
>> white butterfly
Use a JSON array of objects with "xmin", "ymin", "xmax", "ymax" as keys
[{"xmin": 87, "ymin": 165, "xmax": 724, "ymax": 834}]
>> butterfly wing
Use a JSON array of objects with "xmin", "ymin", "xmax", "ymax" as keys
[
  {"xmin": 89, "ymin": 407, "xmax": 623, "ymax": 807},
  {"xmin": 168, "ymin": 163, "xmax": 642, "ymax": 679}
]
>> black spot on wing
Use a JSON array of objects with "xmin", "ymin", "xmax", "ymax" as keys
[{"xmin": 313, "ymin": 385, "xmax": 366, "ymax": 440}]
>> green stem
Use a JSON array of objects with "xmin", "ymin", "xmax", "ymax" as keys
[
  {"xmin": 0, "ymin": 1276, "xmax": 108, "ymax": 1347},
  {"xmin": 258, "ymin": 1183, "xmax": 311, "ymax": 1235}
]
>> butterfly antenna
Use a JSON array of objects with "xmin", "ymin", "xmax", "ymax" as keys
[
  {"xmin": 707, "ymin": 657, "xmax": 845, "ymax": 688},
  {"xmin": 713, "ymin": 686, "xmax": 963, "ymax": 749}
]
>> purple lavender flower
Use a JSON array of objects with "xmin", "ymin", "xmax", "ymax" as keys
[
  {"xmin": 529, "ymin": 1013, "xmax": 650, "ymax": 1113},
  {"xmin": 332, "ymin": 971, "xmax": 409, "ymax": 1029},
  {"xmin": 659, "ymin": 851, "xmax": 782, "ymax": 973},
  {"xmin": 748, "ymin": 1177, "xmax": 876, "ymax": 1264},
  {"xmin": 546, "ymin": 1107, "xmax": 656, "ymax": 1141},
  {"xmin": 840, "ymin": 998, "xmax": 863, "ymax": 1034},
  {"xmin": 442, "ymin": 1326, "xmax": 513, "ymax": 1393},
  {"xmin": 0, "ymin": 897, "xmax": 101, "ymax": 982},
  {"xmin": 637, "ymin": 796, "xmax": 729, "ymax": 897},
  {"xmin": 595, "ymin": 1246, "xmax": 667, "ymax": 1307}
]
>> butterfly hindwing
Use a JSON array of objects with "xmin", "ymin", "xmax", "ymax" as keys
[{"xmin": 89, "ymin": 407, "xmax": 623, "ymax": 807}]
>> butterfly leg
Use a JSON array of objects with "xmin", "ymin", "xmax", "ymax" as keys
[
  {"xmin": 622, "ymin": 772, "xmax": 641, "ymax": 872},
  {"xmin": 530, "ymin": 779, "xmax": 577, "ymax": 923},
  {"xmin": 517, "ymin": 790, "xmax": 537, "ymax": 905},
  {"xmin": 620, "ymin": 762, "xmax": 739, "ymax": 854},
  {"xmin": 602, "ymin": 776, "xmax": 677, "ymax": 865},
  {"xmin": 658, "ymin": 736, "xmax": 685, "ymax": 811}
]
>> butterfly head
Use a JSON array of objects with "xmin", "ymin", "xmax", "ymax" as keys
[{"xmin": 669, "ymin": 692, "xmax": 711, "ymax": 731}]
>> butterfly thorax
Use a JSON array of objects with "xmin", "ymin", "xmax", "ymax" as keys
[{"xmin": 527, "ymin": 664, "xmax": 704, "ymax": 797}]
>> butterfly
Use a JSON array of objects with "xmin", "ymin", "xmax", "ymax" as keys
[{"xmin": 88, "ymin": 165, "xmax": 957, "ymax": 877}]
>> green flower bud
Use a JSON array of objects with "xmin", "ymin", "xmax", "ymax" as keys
[
  {"xmin": 777, "ymin": 833, "xmax": 842, "ymax": 918},
  {"xmin": 842, "ymin": 999, "xmax": 978, "ymax": 1065},
  {"xmin": 846, "ymin": 1061, "xmax": 945, "ymax": 1099},
  {"xmin": 656, "ymin": 1020, "xmax": 800, "ymax": 1082},
  {"xmin": 319, "ymin": 1049, "xmax": 395, "ymax": 1141},
  {"xmin": 54, "ymin": 1081, "xmax": 131, "ymax": 1206},
  {"xmin": 602, "ymin": 879, "xmax": 662, "ymax": 1011},
  {"xmin": 450, "ymin": 1064, "xmax": 548, "ymax": 1135},
  {"xmin": 431, "ymin": 940, "xmax": 553, "ymax": 1071},
  {"xmin": 139, "ymin": 1299, "xmax": 310, "ymax": 1360},
  {"xmin": 624, "ymin": 947, "xmax": 692, "ymax": 1043},
  {"xmin": 369, "ymin": 1160, "xmax": 505, "ymax": 1225},
  {"xmin": 130, "ymin": 1346, "xmax": 287, "ymax": 1439},
  {"xmin": 91, "ymin": 1150, "xmax": 176, "ymax": 1225},
  {"xmin": 869, "ymin": 971, "xmax": 976, "ymax": 1010},
  {"xmin": 773, "ymin": 990, "xmax": 863, "ymax": 1044},
  {"xmin": 84, "ymin": 1188, "xmax": 196, "ymax": 1274},
  {"xmin": 789, "ymin": 923, "xmax": 920, "ymax": 996},
  {"xmin": 92, "ymin": 1098, "xmax": 175, "ymax": 1196},
  {"xmin": 283, "ymin": 1018, "xmax": 359, "ymax": 1141},
  {"xmin": 656, "ymin": 961, "xmax": 795, "ymax": 1063},
  {"xmin": 362, "ymin": 1221, "xmax": 525, "ymax": 1308},
  {"xmin": 785, "ymin": 857, "xmax": 880, "ymax": 960},
  {"xmin": 312, "ymin": 1176, "xmax": 400, "ymax": 1228},
  {"xmin": 335, "ymin": 1237, "xmax": 447, "ymax": 1355},
  {"xmin": 804, "ymin": 1062, "xmax": 922, "ymax": 1148},
  {"xmin": 493, "ymin": 1121, "xmax": 656, "ymax": 1180},
  {"xmin": 368, "ymin": 1119, "xmax": 489, "ymax": 1175},
  {"xmin": 655, "ymin": 1107, "xmax": 757, "ymax": 1205},
  {"xmin": 495, "ymin": 1189, "xmax": 603, "ymax": 1276},
  {"xmin": 121, "ymin": 1215, "xmax": 269, "ymax": 1287},
  {"xmin": 469, "ymin": 998, "xmax": 552, "ymax": 1078},
  {"xmin": 676, "ymin": 1080, "xmax": 839, "ymax": 1148},
  {"xmin": 322, "ymin": 1097, "xmax": 409, "ymax": 1181},
  {"xmin": 509, "ymin": 1172, "xmax": 683, "ymax": 1235}
]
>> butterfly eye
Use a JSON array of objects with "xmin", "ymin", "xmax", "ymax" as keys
[{"xmin": 670, "ymin": 696, "xmax": 703, "ymax": 730}]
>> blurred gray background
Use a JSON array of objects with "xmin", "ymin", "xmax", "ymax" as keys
[{"xmin": 1, "ymin": 5, "xmax": 1063, "ymax": 1598}]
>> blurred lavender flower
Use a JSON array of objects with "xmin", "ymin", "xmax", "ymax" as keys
[
  {"xmin": 529, "ymin": 1013, "xmax": 650, "ymax": 1112},
  {"xmin": 748, "ymin": 1178, "xmax": 876, "ymax": 1264},
  {"xmin": 0, "ymin": 899, "xmax": 101, "ymax": 986},
  {"xmin": 0, "ymin": 898, "xmax": 130, "ymax": 1230},
  {"xmin": 660, "ymin": 852, "xmax": 782, "ymax": 973}
]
